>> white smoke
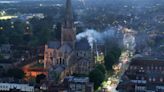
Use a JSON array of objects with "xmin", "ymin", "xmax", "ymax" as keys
[
  {"xmin": 122, "ymin": 28, "xmax": 136, "ymax": 56},
  {"xmin": 76, "ymin": 28, "xmax": 116, "ymax": 48}
]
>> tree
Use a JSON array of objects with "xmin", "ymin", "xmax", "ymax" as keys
[
  {"xmin": 36, "ymin": 74, "xmax": 46, "ymax": 83},
  {"xmin": 96, "ymin": 64, "xmax": 106, "ymax": 74},
  {"xmin": 6, "ymin": 68, "xmax": 25, "ymax": 79},
  {"xmin": 104, "ymin": 53, "xmax": 115, "ymax": 71},
  {"xmin": 89, "ymin": 68, "xmax": 105, "ymax": 89},
  {"xmin": 104, "ymin": 39, "xmax": 121, "ymax": 71},
  {"xmin": 0, "ymin": 53, "xmax": 4, "ymax": 60}
]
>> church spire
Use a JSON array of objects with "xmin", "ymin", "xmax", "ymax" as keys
[{"xmin": 64, "ymin": 0, "xmax": 73, "ymax": 28}]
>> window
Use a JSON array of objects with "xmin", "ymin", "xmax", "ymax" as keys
[
  {"xmin": 136, "ymin": 76, "xmax": 139, "ymax": 80},
  {"xmin": 84, "ymin": 53, "xmax": 86, "ymax": 56},
  {"xmin": 153, "ymin": 78, "xmax": 156, "ymax": 82},
  {"xmin": 60, "ymin": 58, "xmax": 62, "ymax": 64},
  {"xmin": 160, "ymin": 78, "xmax": 163, "ymax": 82},
  {"xmin": 149, "ymin": 78, "xmax": 152, "ymax": 82},
  {"xmin": 76, "ymin": 84, "xmax": 82, "ymax": 91},
  {"xmin": 151, "ymin": 66, "xmax": 153, "ymax": 70},
  {"xmin": 140, "ymin": 67, "xmax": 143, "ymax": 70},
  {"xmin": 70, "ymin": 84, "xmax": 75, "ymax": 91},
  {"xmin": 77, "ymin": 53, "xmax": 78, "ymax": 56}
]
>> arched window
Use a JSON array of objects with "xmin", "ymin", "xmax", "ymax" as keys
[{"xmin": 60, "ymin": 58, "xmax": 62, "ymax": 64}]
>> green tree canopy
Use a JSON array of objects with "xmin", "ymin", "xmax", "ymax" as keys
[
  {"xmin": 89, "ymin": 68, "xmax": 105, "ymax": 89},
  {"xmin": 36, "ymin": 74, "xmax": 46, "ymax": 83},
  {"xmin": 104, "ymin": 53, "xmax": 116, "ymax": 71},
  {"xmin": 6, "ymin": 68, "xmax": 25, "ymax": 79},
  {"xmin": 96, "ymin": 64, "xmax": 106, "ymax": 74}
]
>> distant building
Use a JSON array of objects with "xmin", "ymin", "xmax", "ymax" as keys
[
  {"xmin": 116, "ymin": 57, "xmax": 164, "ymax": 92},
  {"xmin": 23, "ymin": 67, "xmax": 48, "ymax": 78},
  {"xmin": 0, "ymin": 44, "xmax": 12, "ymax": 59},
  {"xmin": 36, "ymin": 76, "xmax": 94, "ymax": 92},
  {"xmin": 36, "ymin": 46, "xmax": 45, "ymax": 63},
  {"xmin": 18, "ymin": 13, "xmax": 44, "ymax": 21},
  {"xmin": 0, "ymin": 59, "xmax": 16, "ymax": 69},
  {"xmin": 65, "ymin": 76, "xmax": 94, "ymax": 92},
  {"xmin": 0, "ymin": 83, "xmax": 34, "ymax": 92}
]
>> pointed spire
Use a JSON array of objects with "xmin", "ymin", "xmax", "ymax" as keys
[{"xmin": 64, "ymin": 0, "xmax": 73, "ymax": 28}]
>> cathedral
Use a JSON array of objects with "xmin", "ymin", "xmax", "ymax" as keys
[{"xmin": 44, "ymin": 0, "xmax": 94, "ymax": 81}]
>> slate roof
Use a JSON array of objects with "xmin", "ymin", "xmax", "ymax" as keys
[
  {"xmin": 54, "ymin": 65, "xmax": 65, "ymax": 73},
  {"xmin": 59, "ymin": 44, "xmax": 72, "ymax": 54},
  {"xmin": 75, "ymin": 38, "xmax": 91, "ymax": 51},
  {"xmin": 48, "ymin": 41, "xmax": 61, "ymax": 49}
]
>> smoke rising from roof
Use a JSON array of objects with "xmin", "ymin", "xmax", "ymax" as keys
[{"xmin": 76, "ymin": 28, "xmax": 116, "ymax": 48}]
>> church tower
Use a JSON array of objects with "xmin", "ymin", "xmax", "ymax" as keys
[{"xmin": 61, "ymin": 0, "xmax": 76, "ymax": 48}]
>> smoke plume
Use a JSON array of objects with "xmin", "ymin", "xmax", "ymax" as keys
[{"xmin": 76, "ymin": 28, "xmax": 116, "ymax": 48}]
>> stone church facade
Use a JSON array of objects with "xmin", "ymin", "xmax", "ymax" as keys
[{"xmin": 44, "ymin": 0, "xmax": 94, "ymax": 81}]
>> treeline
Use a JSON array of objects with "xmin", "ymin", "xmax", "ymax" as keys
[{"xmin": 0, "ymin": 16, "xmax": 61, "ymax": 47}]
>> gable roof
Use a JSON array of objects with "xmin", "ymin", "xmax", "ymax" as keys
[
  {"xmin": 75, "ymin": 38, "xmax": 91, "ymax": 51},
  {"xmin": 59, "ymin": 44, "xmax": 72, "ymax": 54},
  {"xmin": 48, "ymin": 41, "xmax": 61, "ymax": 49}
]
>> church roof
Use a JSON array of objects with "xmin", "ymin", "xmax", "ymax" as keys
[
  {"xmin": 53, "ymin": 65, "xmax": 65, "ymax": 73},
  {"xmin": 75, "ymin": 38, "xmax": 91, "ymax": 51},
  {"xmin": 48, "ymin": 41, "xmax": 61, "ymax": 49},
  {"xmin": 59, "ymin": 44, "xmax": 72, "ymax": 54}
]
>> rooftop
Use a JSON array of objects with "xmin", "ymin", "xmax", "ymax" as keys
[{"xmin": 75, "ymin": 38, "xmax": 91, "ymax": 51}]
